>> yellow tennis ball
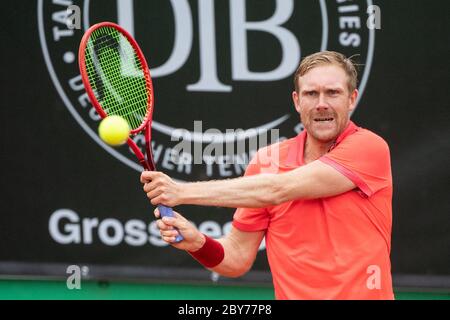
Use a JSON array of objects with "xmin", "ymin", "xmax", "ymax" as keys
[{"xmin": 98, "ymin": 115, "xmax": 130, "ymax": 146}]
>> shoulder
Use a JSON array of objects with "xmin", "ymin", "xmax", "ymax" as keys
[
  {"xmin": 343, "ymin": 127, "xmax": 390, "ymax": 154},
  {"xmin": 326, "ymin": 126, "xmax": 391, "ymax": 171}
]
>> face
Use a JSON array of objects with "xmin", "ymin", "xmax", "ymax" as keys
[{"xmin": 292, "ymin": 64, "xmax": 358, "ymax": 143}]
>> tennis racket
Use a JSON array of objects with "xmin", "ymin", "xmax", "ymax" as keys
[{"xmin": 78, "ymin": 22, "xmax": 183, "ymax": 242}]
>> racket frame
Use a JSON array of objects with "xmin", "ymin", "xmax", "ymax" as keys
[
  {"xmin": 78, "ymin": 21, "xmax": 154, "ymax": 135},
  {"xmin": 78, "ymin": 22, "xmax": 183, "ymax": 242},
  {"xmin": 78, "ymin": 22, "xmax": 157, "ymax": 170}
]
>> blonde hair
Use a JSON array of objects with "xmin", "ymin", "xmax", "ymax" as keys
[{"xmin": 294, "ymin": 51, "xmax": 359, "ymax": 93}]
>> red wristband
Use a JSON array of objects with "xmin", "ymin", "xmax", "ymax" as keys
[{"xmin": 188, "ymin": 234, "xmax": 225, "ymax": 268}]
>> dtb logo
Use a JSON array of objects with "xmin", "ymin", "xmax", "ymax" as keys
[
  {"xmin": 39, "ymin": 0, "xmax": 375, "ymax": 180},
  {"xmin": 116, "ymin": 0, "xmax": 301, "ymax": 92}
]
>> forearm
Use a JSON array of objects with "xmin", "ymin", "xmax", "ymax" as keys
[
  {"xmin": 189, "ymin": 230, "xmax": 263, "ymax": 278},
  {"xmin": 208, "ymin": 238, "xmax": 254, "ymax": 277},
  {"xmin": 179, "ymin": 174, "xmax": 283, "ymax": 208}
]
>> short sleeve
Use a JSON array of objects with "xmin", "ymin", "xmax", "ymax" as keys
[
  {"xmin": 319, "ymin": 130, "xmax": 392, "ymax": 197},
  {"xmin": 232, "ymin": 151, "xmax": 270, "ymax": 232}
]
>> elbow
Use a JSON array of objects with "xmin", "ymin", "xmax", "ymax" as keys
[
  {"xmin": 222, "ymin": 264, "xmax": 252, "ymax": 278},
  {"xmin": 214, "ymin": 260, "xmax": 253, "ymax": 278},
  {"xmin": 251, "ymin": 176, "xmax": 288, "ymax": 207},
  {"xmin": 265, "ymin": 183, "xmax": 289, "ymax": 206},
  {"xmin": 265, "ymin": 173, "xmax": 307, "ymax": 205},
  {"xmin": 235, "ymin": 263, "xmax": 253, "ymax": 277},
  {"xmin": 253, "ymin": 194, "xmax": 279, "ymax": 208}
]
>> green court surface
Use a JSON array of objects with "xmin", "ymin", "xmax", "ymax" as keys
[{"xmin": 0, "ymin": 279, "xmax": 449, "ymax": 300}]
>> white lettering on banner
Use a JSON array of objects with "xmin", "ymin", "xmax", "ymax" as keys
[
  {"xmin": 198, "ymin": 221, "xmax": 222, "ymax": 239},
  {"xmin": 203, "ymin": 151, "xmax": 257, "ymax": 177},
  {"xmin": 187, "ymin": 0, "xmax": 231, "ymax": 92},
  {"xmin": 47, "ymin": 209, "xmax": 268, "ymax": 249},
  {"xmin": 118, "ymin": 0, "xmax": 300, "ymax": 89},
  {"xmin": 49, "ymin": 209, "xmax": 81, "ymax": 244},
  {"xmin": 68, "ymin": 75, "xmax": 84, "ymax": 91},
  {"xmin": 82, "ymin": 217, "xmax": 99, "ymax": 244},
  {"xmin": 117, "ymin": 0, "xmax": 134, "ymax": 37},
  {"xmin": 67, "ymin": 75, "xmax": 101, "ymax": 121},
  {"xmin": 119, "ymin": 0, "xmax": 194, "ymax": 79},
  {"xmin": 230, "ymin": 0, "xmax": 300, "ymax": 81},
  {"xmin": 51, "ymin": 0, "xmax": 74, "ymax": 41},
  {"xmin": 340, "ymin": 17, "xmax": 361, "ymax": 29},
  {"xmin": 98, "ymin": 218, "xmax": 124, "ymax": 246},
  {"xmin": 337, "ymin": 2, "xmax": 362, "ymax": 47},
  {"xmin": 125, "ymin": 219, "xmax": 148, "ymax": 246},
  {"xmin": 148, "ymin": 220, "xmax": 169, "ymax": 247}
]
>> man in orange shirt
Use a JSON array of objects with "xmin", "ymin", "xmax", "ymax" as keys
[{"xmin": 141, "ymin": 51, "xmax": 394, "ymax": 300}]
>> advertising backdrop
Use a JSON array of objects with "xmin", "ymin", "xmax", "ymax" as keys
[{"xmin": 1, "ymin": 0, "xmax": 448, "ymax": 288}]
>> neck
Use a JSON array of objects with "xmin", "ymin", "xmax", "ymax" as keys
[{"xmin": 303, "ymin": 135, "xmax": 335, "ymax": 164}]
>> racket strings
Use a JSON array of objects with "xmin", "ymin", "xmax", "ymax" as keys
[
  {"xmin": 86, "ymin": 55, "xmax": 147, "ymax": 128},
  {"xmin": 84, "ymin": 26, "xmax": 152, "ymax": 130},
  {"xmin": 86, "ymin": 29, "xmax": 149, "ymax": 121},
  {"xmin": 86, "ymin": 31, "xmax": 148, "ymax": 128}
]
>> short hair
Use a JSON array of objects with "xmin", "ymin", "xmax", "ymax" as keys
[{"xmin": 293, "ymin": 51, "xmax": 359, "ymax": 93}]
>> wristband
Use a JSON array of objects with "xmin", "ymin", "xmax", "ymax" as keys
[{"xmin": 188, "ymin": 234, "xmax": 225, "ymax": 268}]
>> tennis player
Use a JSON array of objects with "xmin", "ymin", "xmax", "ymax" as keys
[{"xmin": 141, "ymin": 51, "xmax": 394, "ymax": 300}]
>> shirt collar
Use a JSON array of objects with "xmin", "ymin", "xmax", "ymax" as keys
[{"xmin": 285, "ymin": 121, "xmax": 359, "ymax": 167}]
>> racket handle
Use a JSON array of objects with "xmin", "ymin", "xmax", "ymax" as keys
[{"xmin": 158, "ymin": 205, "xmax": 184, "ymax": 243}]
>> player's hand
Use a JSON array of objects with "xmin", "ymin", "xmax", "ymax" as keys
[
  {"xmin": 141, "ymin": 171, "xmax": 182, "ymax": 207},
  {"xmin": 154, "ymin": 209, "xmax": 205, "ymax": 251}
]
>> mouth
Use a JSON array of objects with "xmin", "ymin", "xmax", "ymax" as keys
[{"xmin": 313, "ymin": 117, "xmax": 334, "ymax": 123}]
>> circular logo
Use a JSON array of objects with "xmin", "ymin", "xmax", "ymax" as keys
[{"xmin": 38, "ymin": 0, "xmax": 375, "ymax": 181}]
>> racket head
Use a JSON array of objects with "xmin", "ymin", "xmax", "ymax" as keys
[{"xmin": 78, "ymin": 22, "xmax": 154, "ymax": 135}]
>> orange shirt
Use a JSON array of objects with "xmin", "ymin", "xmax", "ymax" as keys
[{"xmin": 233, "ymin": 121, "xmax": 394, "ymax": 300}]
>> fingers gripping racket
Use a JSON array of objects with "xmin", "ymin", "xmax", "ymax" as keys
[{"xmin": 78, "ymin": 22, "xmax": 183, "ymax": 242}]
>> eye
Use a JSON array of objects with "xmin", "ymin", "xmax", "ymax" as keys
[
  {"xmin": 328, "ymin": 89, "xmax": 339, "ymax": 96},
  {"xmin": 305, "ymin": 91, "xmax": 317, "ymax": 96}
]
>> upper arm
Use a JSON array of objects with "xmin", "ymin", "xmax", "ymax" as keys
[
  {"xmin": 214, "ymin": 226, "xmax": 265, "ymax": 277},
  {"xmin": 279, "ymin": 160, "xmax": 356, "ymax": 202},
  {"xmin": 277, "ymin": 131, "xmax": 391, "ymax": 202}
]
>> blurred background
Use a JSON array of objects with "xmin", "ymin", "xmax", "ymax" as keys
[{"xmin": 0, "ymin": 0, "xmax": 448, "ymax": 299}]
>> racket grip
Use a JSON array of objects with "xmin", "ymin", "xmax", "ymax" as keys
[{"xmin": 158, "ymin": 205, "xmax": 184, "ymax": 243}]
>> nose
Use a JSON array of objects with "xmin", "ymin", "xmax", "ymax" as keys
[{"xmin": 316, "ymin": 93, "xmax": 329, "ymax": 111}]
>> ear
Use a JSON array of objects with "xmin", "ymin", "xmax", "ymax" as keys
[
  {"xmin": 292, "ymin": 91, "xmax": 301, "ymax": 113},
  {"xmin": 348, "ymin": 89, "xmax": 359, "ymax": 112}
]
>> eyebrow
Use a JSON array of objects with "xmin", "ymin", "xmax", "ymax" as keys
[{"xmin": 300, "ymin": 86, "xmax": 345, "ymax": 93}]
